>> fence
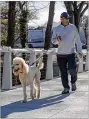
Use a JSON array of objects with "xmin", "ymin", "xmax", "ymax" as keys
[{"xmin": 0, "ymin": 46, "xmax": 88, "ymax": 90}]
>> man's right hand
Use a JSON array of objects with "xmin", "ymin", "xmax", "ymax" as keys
[{"xmin": 57, "ymin": 36, "xmax": 61, "ymax": 41}]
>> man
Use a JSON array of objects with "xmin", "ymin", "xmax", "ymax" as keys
[{"xmin": 52, "ymin": 12, "xmax": 83, "ymax": 94}]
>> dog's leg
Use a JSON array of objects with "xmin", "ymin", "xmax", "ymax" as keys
[
  {"xmin": 33, "ymin": 88, "xmax": 36, "ymax": 98},
  {"xmin": 35, "ymin": 77, "xmax": 40, "ymax": 99},
  {"xmin": 33, "ymin": 81, "xmax": 36, "ymax": 98},
  {"xmin": 30, "ymin": 82, "xmax": 34, "ymax": 100},
  {"xmin": 37, "ymin": 88, "xmax": 40, "ymax": 99},
  {"xmin": 36, "ymin": 83, "xmax": 40, "ymax": 99},
  {"xmin": 22, "ymin": 83, "xmax": 27, "ymax": 103}
]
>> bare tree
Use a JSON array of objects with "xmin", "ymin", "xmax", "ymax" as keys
[
  {"xmin": 1, "ymin": 1, "xmax": 38, "ymax": 47},
  {"xmin": 64, "ymin": 1, "xmax": 88, "ymax": 30},
  {"xmin": 41, "ymin": 1, "xmax": 55, "ymax": 79},
  {"xmin": 7, "ymin": 1, "xmax": 16, "ymax": 47}
]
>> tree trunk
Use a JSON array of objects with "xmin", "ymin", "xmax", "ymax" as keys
[
  {"xmin": 68, "ymin": 11, "xmax": 74, "ymax": 24},
  {"xmin": 19, "ymin": 9, "xmax": 28, "ymax": 59},
  {"xmin": 41, "ymin": 1, "xmax": 55, "ymax": 79},
  {"xmin": 19, "ymin": 10, "xmax": 28, "ymax": 48},
  {"xmin": 7, "ymin": 1, "xmax": 16, "ymax": 47},
  {"xmin": 74, "ymin": 11, "xmax": 80, "ymax": 31},
  {"xmin": 44, "ymin": 1, "xmax": 55, "ymax": 50},
  {"xmin": 64, "ymin": 1, "xmax": 74, "ymax": 24}
]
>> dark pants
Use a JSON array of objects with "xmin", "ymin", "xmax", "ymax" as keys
[{"xmin": 57, "ymin": 53, "xmax": 77, "ymax": 89}]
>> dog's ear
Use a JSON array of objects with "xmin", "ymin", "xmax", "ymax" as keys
[
  {"xmin": 20, "ymin": 62, "xmax": 24, "ymax": 73},
  {"xmin": 18, "ymin": 62, "xmax": 23, "ymax": 73},
  {"xmin": 20, "ymin": 62, "xmax": 28, "ymax": 74}
]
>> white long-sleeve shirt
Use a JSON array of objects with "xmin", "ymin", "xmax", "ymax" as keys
[{"xmin": 52, "ymin": 23, "xmax": 82, "ymax": 55}]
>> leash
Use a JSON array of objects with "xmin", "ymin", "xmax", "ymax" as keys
[
  {"xmin": 30, "ymin": 54, "xmax": 43, "ymax": 66},
  {"xmin": 29, "ymin": 49, "xmax": 47, "ymax": 66},
  {"xmin": 29, "ymin": 49, "xmax": 55, "ymax": 66}
]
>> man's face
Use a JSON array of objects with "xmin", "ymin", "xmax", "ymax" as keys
[{"xmin": 60, "ymin": 17, "xmax": 69, "ymax": 25}]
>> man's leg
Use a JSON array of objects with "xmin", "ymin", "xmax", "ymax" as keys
[
  {"xmin": 57, "ymin": 55, "xmax": 70, "ymax": 93},
  {"xmin": 68, "ymin": 54, "xmax": 77, "ymax": 91}
]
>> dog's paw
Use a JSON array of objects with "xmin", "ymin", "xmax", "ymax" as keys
[
  {"xmin": 36, "ymin": 90, "xmax": 40, "ymax": 99},
  {"xmin": 36, "ymin": 95, "xmax": 40, "ymax": 99},
  {"xmin": 21, "ymin": 100, "xmax": 27, "ymax": 103},
  {"xmin": 33, "ymin": 93, "xmax": 36, "ymax": 98},
  {"xmin": 31, "ymin": 96, "xmax": 34, "ymax": 100}
]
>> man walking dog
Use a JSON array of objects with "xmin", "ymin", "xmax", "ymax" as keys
[{"xmin": 52, "ymin": 12, "xmax": 83, "ymax": 94}]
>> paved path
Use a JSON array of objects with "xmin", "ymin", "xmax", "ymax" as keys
[{"xmin": 1, "ymin": 71, "xmax": 88, "ymax": 119}]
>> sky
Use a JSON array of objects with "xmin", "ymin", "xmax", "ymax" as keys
[{"xmin": 28, "ymin": 1, "xmax": 88, "ymax": 27}]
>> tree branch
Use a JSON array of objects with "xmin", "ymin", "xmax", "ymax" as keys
[
  {"xmin": 18, "ymin": 1, "xmax": 27, "ymax": 11},
  {"xmin": 80, "ymin": 4, "xmax": 88, "ymax": 17},
  {"xmin": 78, "ymin": 1, "xmax": 86, "ymax": 14},
  {"xmin": 77, "ymin": 2, "xmax": 82, "ymax": 8},
  {"xmin": 22, "ymin": 1, "xmax": 26, "ymax": 7},
  {"xmin": 73, "ymin": 1, "xmax": 78, "ymax": 11},
  {"xmin": 64, "ymin": 1, "xmax": 68, "ymax": 10},
  {"xmin": 71, "ymin": 1, "xmax": 74, "ymax": 6},
  {"xmin": 18, "ymin": 2, "xmax": 23, "ymax": 10}
]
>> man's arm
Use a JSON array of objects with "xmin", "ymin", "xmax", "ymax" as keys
[
  {"xmin": 51, "ymin": 27, "xmax": 61, "ymax": 45},
  {"xmin": 74, "ymin": 26, "xmax": 83, "ymax": 57}
]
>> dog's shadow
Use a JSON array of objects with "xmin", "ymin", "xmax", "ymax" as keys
[{"xmin": 1, "ymin": 93, "xmax": 70, "ymax": 118}]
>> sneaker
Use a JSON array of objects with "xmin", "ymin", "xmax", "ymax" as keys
[
  {"xmin": 62, "ymin": 88, "xmax": 69, "ymax": 94},
  {"xmin": 71, "ymin": 83, "xmax": 76, "ymax": 91}
]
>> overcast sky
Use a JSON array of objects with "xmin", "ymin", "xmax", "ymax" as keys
[{"xmin": 28, "ymin": 1, "xmax": 88, "ymax": 27}]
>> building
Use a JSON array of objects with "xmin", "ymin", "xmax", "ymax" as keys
[{"xmin": 14, "ymin": 21, "xmax": 86, "ymax": 48}]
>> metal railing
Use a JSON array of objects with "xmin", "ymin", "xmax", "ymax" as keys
[{"xmin": 0, "ymin": 46, "xmax": 88, "ymax": 90}]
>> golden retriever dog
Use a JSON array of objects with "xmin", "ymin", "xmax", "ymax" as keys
[{"xmin": 12, "ymin": 56, "xmax": 44, "ymax": 103}]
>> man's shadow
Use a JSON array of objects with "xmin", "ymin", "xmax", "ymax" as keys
[{"xmin": 1, "ymin": 93, "xmax": 70, "ymax": 118}]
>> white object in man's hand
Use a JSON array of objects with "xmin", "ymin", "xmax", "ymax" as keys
[
  {"xmin": 79, "ymin": 52, "xmax": 84, "ymax": 58},
  {"xmin": 51, "ymin": 40, "xmax": 59, "ymax": 44},
  {"xmin": 52, "ymin": 38, "xmax": 61, "ymax": 45}
]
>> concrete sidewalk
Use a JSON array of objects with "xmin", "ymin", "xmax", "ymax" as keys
[{"xmin": 1, "ymin": 71, "xmax": 88, "ymax": 119}]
